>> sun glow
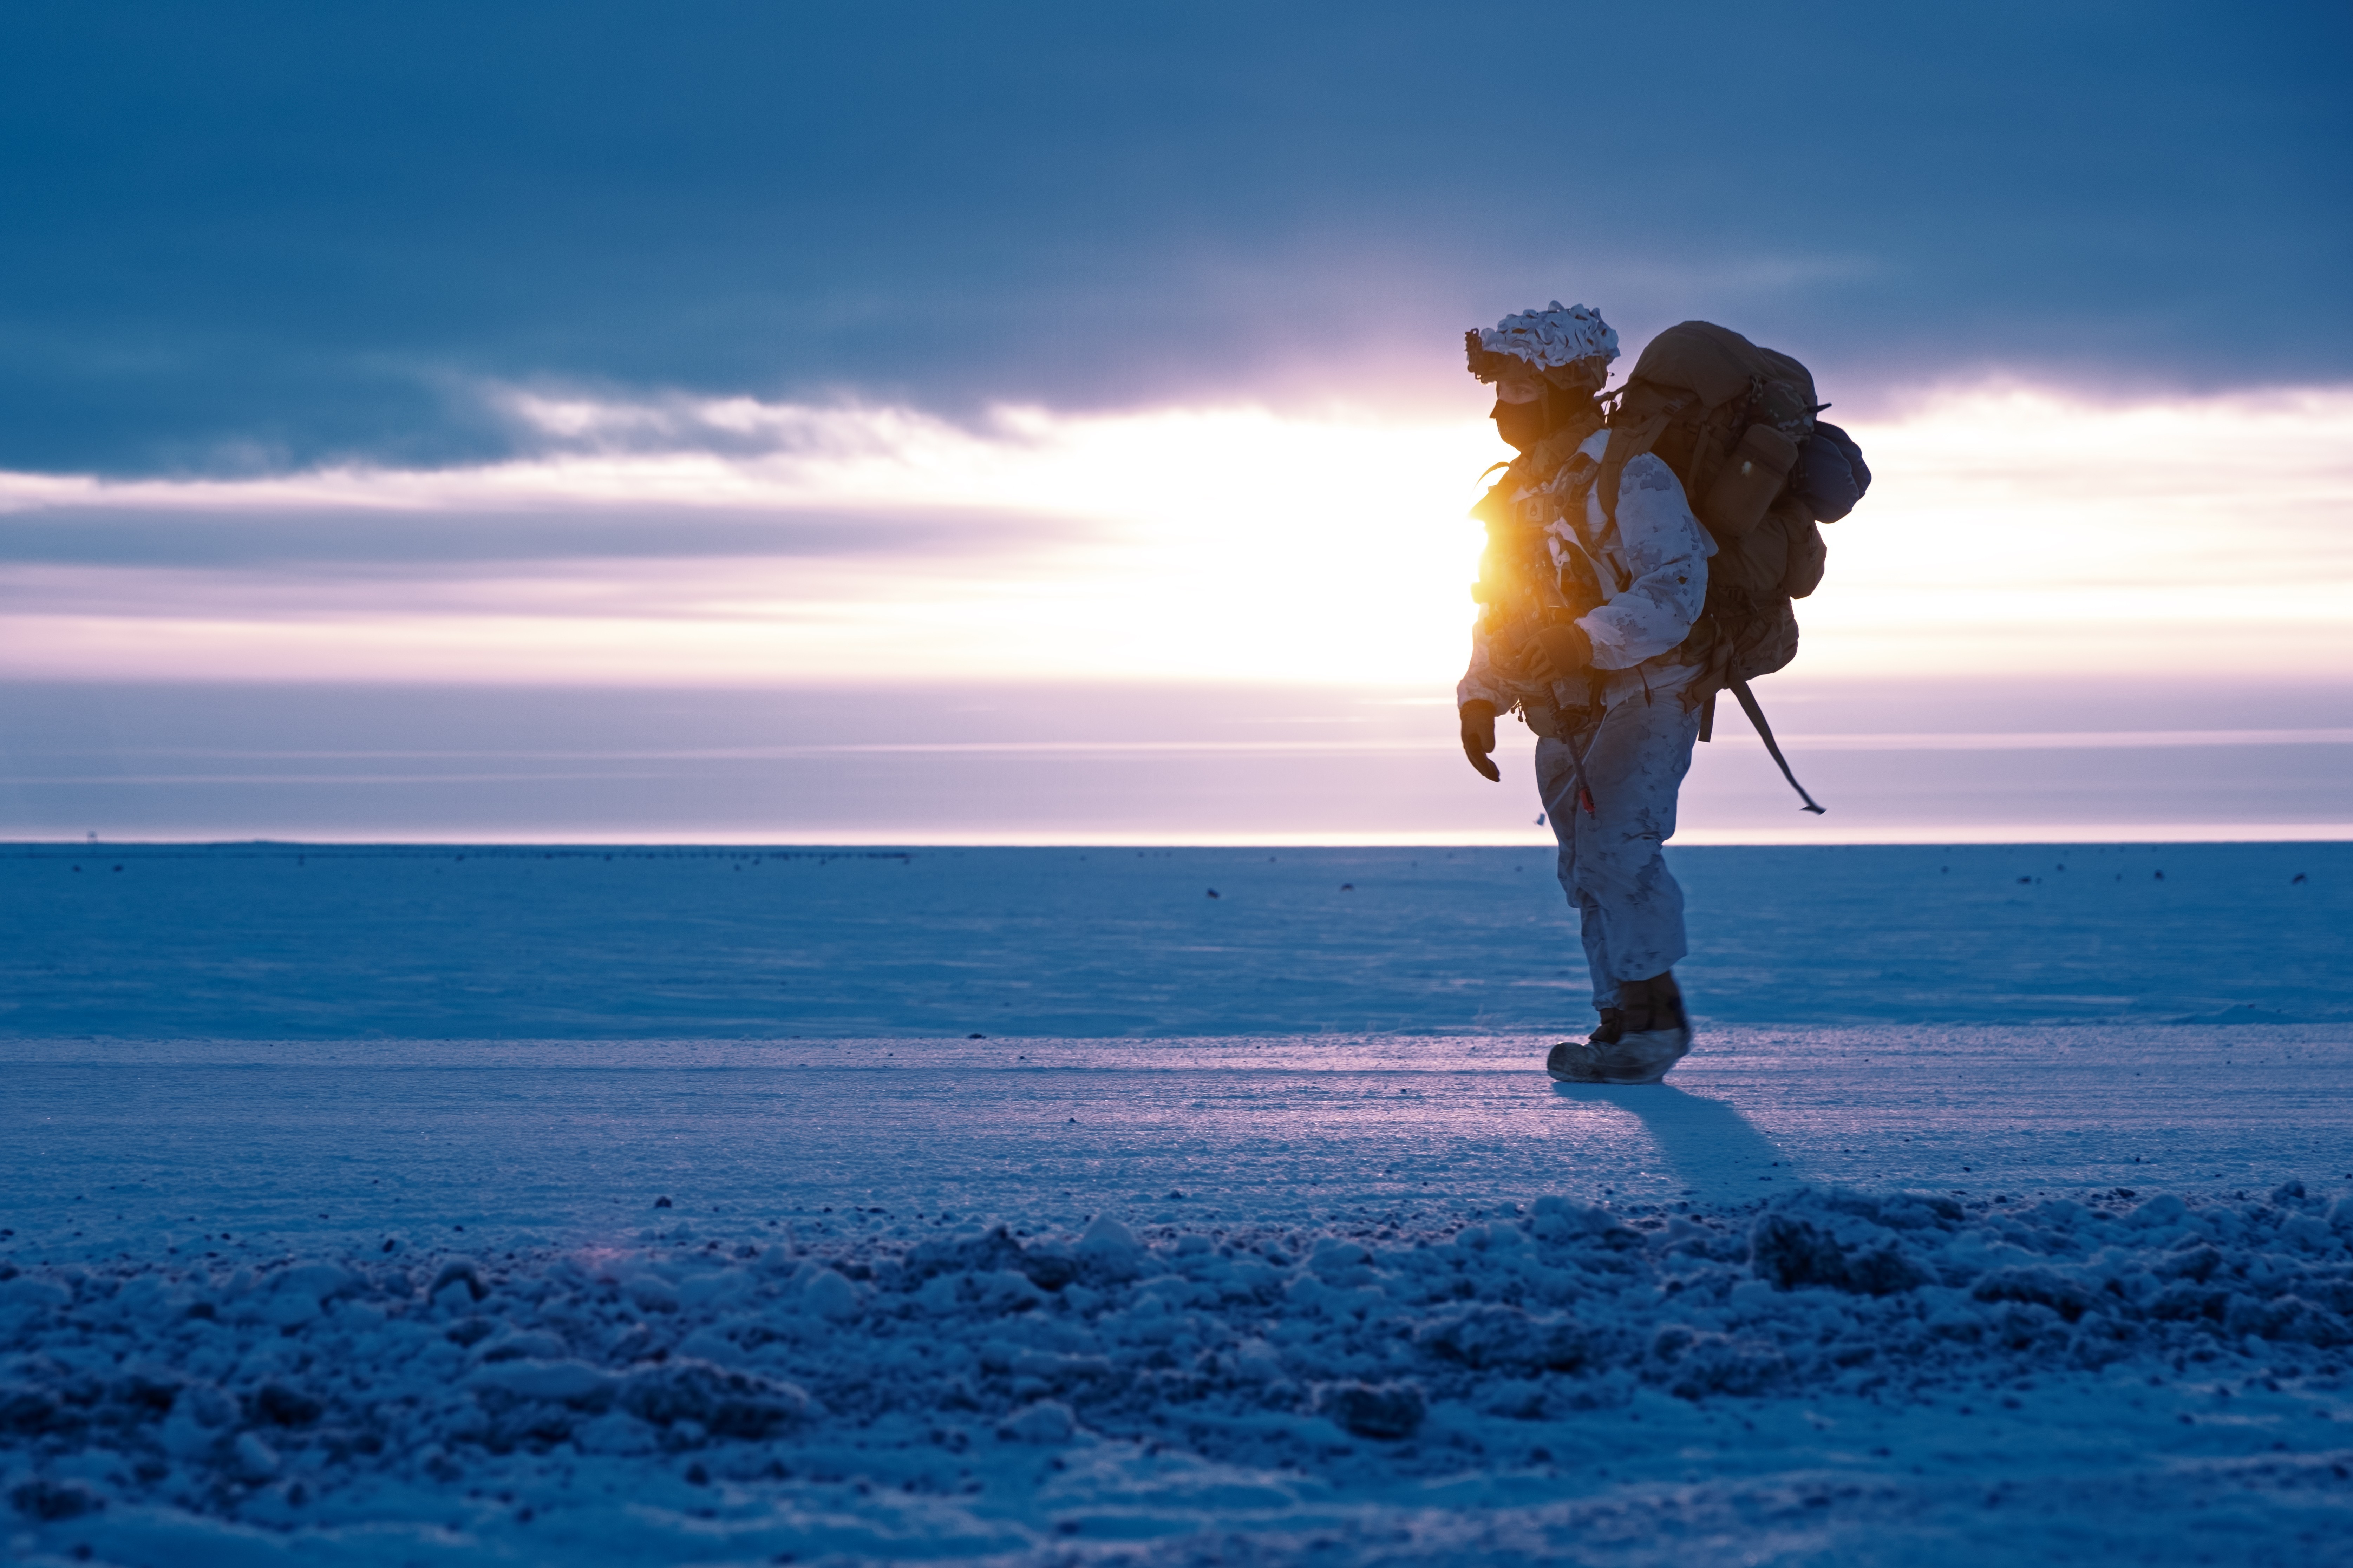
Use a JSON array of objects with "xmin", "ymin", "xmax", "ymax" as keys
[{"xmin": 1, "ymin": 383, "xmax": 2348, "ymax": 687}]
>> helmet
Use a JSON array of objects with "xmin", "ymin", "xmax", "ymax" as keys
[{"xmin": 1464, "ymin": 301, "xmax": 1618, "ymax": 388}]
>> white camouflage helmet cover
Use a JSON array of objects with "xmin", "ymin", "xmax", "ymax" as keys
[{"xmin": 1471, "ymin": 301, "xmax": 1619, "ymax": 382}]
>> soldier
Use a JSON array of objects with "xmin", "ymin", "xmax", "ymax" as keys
[{"xmin": 1456, "ymin": 303, "xmax": 1714, "ymax": 1084}]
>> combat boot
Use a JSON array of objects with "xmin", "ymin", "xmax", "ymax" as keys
[
  {"xmin": 1544, "ymin": 974, "xmax": 1689, "ymax": 1084},
  {"xmin": 1543, "ymin": 1004, "xmax": 1623, "ymax": 1082}
]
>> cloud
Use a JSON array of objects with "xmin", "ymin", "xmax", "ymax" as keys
[
  {"xmin": 0, "ymin": 2, "xmax": 2344, "ymax": 472},
  {"xmin": 0, "ymin": 504, "xmax": 1073, "ymax": 572},
  {"xmin": 0, "ymin": 395, "xmax": 1116, "ymax": 571},
  {"xmin": 1, "ymin": 381, "xmax": 2347, "ymax": 688},
  {"xmin": 0, "ymin": 395, "xmax": 1494, "ymax": 684}
]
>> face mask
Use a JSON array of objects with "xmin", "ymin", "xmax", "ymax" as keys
[{"xmin": 1491, "ymin": 394, "xmax": 1549, "ymax": 453}]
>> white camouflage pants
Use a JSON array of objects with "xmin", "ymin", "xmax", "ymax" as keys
[{"xmin": 1534, "ymin": 695, "xmax": 1701, "ymax": 1010}]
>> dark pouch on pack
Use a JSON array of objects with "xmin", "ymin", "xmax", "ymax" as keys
[
  {"xmin": 1697, "ymin": 422, "xmax": 1799, "ymax": 540},
  {"xmin": 1793, "ymin": 421, "xmax": 1871, "ymax": 522}
]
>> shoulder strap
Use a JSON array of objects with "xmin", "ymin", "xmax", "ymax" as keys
[{"xmin": 1594, "ymin": 383, "xmax": 1688, "ymax": 524}]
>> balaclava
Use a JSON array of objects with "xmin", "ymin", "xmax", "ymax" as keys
[{"xmin": 1490, "ymin": 392, "xmax": 1553, "ymax": 454}]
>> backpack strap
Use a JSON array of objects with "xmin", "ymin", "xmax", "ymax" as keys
[
  {"xmin": 1729, "ymin": 679, "xmax": 1825, "ymax": 814},
  {"xmin": 1594, "ymin": 383, "xmax": 1689, "ymax": 524}
]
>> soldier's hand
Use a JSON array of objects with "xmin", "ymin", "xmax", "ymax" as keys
[
  {"xmin": 1459, "ymin": 700, "xmax": 1501, "ymax": 782},
  {"xmin": 1527, "ymin": 623, "xmax": 1593, "ymax": 682}
]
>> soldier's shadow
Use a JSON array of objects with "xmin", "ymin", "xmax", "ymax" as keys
[{"xmin": 1548, "ymin": 1080, "xmax": 1791, "ymax": 1191}]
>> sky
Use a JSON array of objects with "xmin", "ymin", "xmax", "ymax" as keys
[{"xmin": 1, "ymin": 1, "xmax": 2348, "ymax": 840}]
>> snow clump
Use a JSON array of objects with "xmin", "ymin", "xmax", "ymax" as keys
[{"xmin": 4, "ymin": 1184, "xmax": 2351, "ymax": 1560}]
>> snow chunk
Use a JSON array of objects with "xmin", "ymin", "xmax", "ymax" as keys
[
  {"xmin": 618, "ymin": 1359, "xmax": 809, "ymax": 1439},
  {"xmin": 271, "ymin": 1262, "xmax": 359, "ymax": 1303},
  {"xmin": 1750, "ymin": 1203, "xmax": 1930, "ymax": 1297},
  {"xmin": 9, "ymin": 1479, "xmax": 104, "ymax": 1521},
  {"xmin": 678, "ymin": 1269, "xmax": 752, "ymax": 1311},
  {"xmin": 0, "ymin": 1275, "xmax": 71, "ymax": 1312},
  {"xmin": 1751, "ymin": 1194, "xmax": 1929, "ymax": 1298},
  {"xmin": 1531, "ymin": 1195, "xmax": 1623, "ymax": 1242},
  {"xmin": 2126, "ymin": 1194, "xmax": 2191, "ymax": 1228},
  {"xmin": 1319, "ymin": 1381, "xmax": 1426, "ymax": 1440},
  {"xmin": 426, "ymin": 1258, "xmax": 486, "ymax": 1301},
  {"xmin": 800, "ymin": 1268, "xmax": 860, "ymax": 1320},
  {"xmin": 473, "ymin": 1327, "xmax": 568, "ymax": 1364},
  {"xmin": 1418, "ymin": 1306, "xmax": 1593, "ymax": 1373},
  {"xmin": 1080, "ymin": 1214, "xmax": 1140, "ymax": 1258},
  {"xmin": 998, "ymin": 1399, "xmax": 1077, "ymax": 1443},
  {"xmin": 231, "ymin": 1430, "xmax": 280, "ymax": 1480},
  {"xmin": 465, "ymin": 1358, "xmax": 620, "ymax": 1404}
]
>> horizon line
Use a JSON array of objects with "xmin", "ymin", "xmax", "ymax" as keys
[{"xmin": 10, "ymin": 825, "xmax": 2352, "ymax": 851}]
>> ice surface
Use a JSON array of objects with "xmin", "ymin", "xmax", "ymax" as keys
[
  {"xmin": 3, "ymin": 842, "xmax": 2347, "ymax": 1037},
  {"xmin": 5, "ymin": 843, "xmax": 2352, "ymax": 1563}
]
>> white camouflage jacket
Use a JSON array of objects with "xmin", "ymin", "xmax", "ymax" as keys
[{"xmin": 1456, "ymin": 427, "xmax": 1716, "ymax": 717}]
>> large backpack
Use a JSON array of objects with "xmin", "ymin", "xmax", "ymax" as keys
[{"xmin": 1595, "ymin": 321, "xmax": 1869, "ymax": 694}]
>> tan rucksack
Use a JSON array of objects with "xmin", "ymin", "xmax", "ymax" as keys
[
  {"xmin": 1595, "ymin": 320, "xmax": 1857, "ymax": 811},
  {"xmin": 1596, "ymin": 320, "xmax": 1831, "ymax": 694}
]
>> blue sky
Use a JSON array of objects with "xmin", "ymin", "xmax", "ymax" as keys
[
  {"xmin": 2, "ymin": 2, "xmax": 2349, "ymax": 842},
  {"xmin": 4, "ymin": 1, "xmax": 2346, "ymax": 472}
]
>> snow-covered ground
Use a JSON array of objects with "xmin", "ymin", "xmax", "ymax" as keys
[
  {"xmin": 5, "ymin": 844, "xmax": 2351, "ymax": 1564},
  {"xmin": 4, "ymin": 842, "xmax": 2347, "ymax": 1036}
]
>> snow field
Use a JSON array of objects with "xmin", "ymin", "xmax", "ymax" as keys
[
  {"xmin": 4, "ymin": 842, "xmax": 2347, "ymax": 1038},
  {"xmin": 7, "ymin": 840, "xmax": 2353, "ymax": 1562},
  {"xmin": 7, "ymin": 1183, "xmax": 2353, "ymax": 1565}
]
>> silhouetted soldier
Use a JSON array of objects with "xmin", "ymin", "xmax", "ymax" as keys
[{"xmin": 1458, "ymin": 303, "xmax": 1707, "ymax": 1083}]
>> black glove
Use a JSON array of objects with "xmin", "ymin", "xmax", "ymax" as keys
[
  {"xmin": 1527, "ymin": 622, "xmax": 1593, "ymax": 682},
  {"xmin": 1459, "ymin": 700, "xmax": 1500, "ymax": 782}
]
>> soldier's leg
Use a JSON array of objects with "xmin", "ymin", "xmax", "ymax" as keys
[
  {"xmin": 1567, "ymin": 694, "xmax": 1701, "ymax": 990},
  {"xmin": 1535, "ymin": 727, "xmax": 1616, "ymax": 1008}
]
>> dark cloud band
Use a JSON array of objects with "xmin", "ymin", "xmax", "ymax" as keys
[{"xmin": 1, "ymin": 1, "xmax": 2345, "ymax": 475}]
